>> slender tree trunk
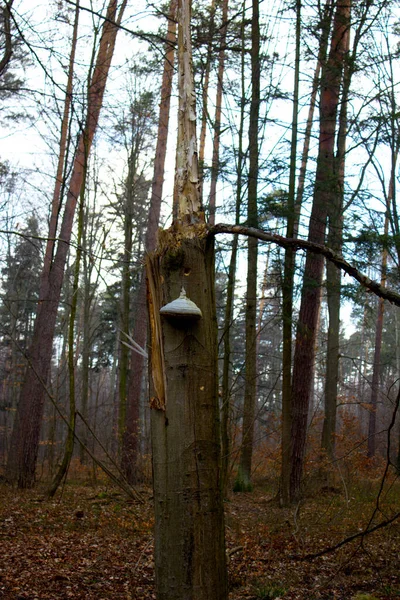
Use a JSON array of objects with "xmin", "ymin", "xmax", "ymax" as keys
[
  {"xmin": 280, "ymin": 0, "xmax": 301, "ymax": 506},
  {"xmin": 321, "ymin": 13, "xmax": 351, "ymax": 459},
  {"xmin": 207, "ymin": 0, "xmax": 228, "ymax": 225},
  {"xmin": 47, "ymin": 155, "xmax": 88, "ymax": 498},
  {"xmin": 367, "ymin": 215, "xmax": 389, "ymax": 458},
  {"xmin": 79, "ymin": 213, "xmax": 91, "ymax": 464},
  {"xmin": 220, "ymin": 2, "xmax": 245, "ymax": 495},
  {"xmin": 235, "ymin": 0, "xmax": 260, "ymax": 492},
  {"xmin": 220, "ymin": 235, "xmax": 237, "ymax": 493},
  {"xmin": 121, "ymin": 0, "xmax": 177, "ymax": 484},
  {"xmin": 280, "ymin": 1, "xmax": 333, "ymax": 505},
  {"xmin": 148, "ymin": 1, "xmax": 227, "ymax": 595},
  {"xmin": 322, "ymin": 253, "xmax": 341, "ymax": 457},
  {"xmin": 6, "ymin": 0, "xmax": 127, "ymax": 488},
  {"xmin": 289, "ymin": 0, "xmax": 350, "ymax": 503},
  {"xmin": 40, "ymin": 1, "xmax": 79, "ymax": 299},
  {"xmin": 118, "ymin": 151, "xmax": 135, "ymax": 451},
  {"xmin": 322, "ymin": 0, "xmax": 378, "ymax": 461},
  {"xmin": 198, "ymin": 0, "xmax": 217, "ymax": 202}
]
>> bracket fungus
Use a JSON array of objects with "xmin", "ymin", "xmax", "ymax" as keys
[{"xmin": 160, "ymin": 287, "xmax": 202, "ymax": 320}]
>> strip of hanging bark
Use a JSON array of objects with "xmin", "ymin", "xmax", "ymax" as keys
[
  {"xmin": 208, "ymin": 223, "xmax": 400, "ymax": 307},
  {"xmin": 146, "ymin": 255, "xmax": 167, "ymax": 411}
]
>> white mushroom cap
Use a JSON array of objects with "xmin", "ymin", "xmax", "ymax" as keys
[{"xmin": 160, "ymin": 287, "xmax": 202, "ymax": 319}]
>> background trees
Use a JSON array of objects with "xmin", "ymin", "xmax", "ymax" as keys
[{"xmin": 0, "ymin": 0, "xmax": 399, "ymax": 541}]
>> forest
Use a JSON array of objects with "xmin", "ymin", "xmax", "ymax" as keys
[{"xmin": 1, "ymin": 0, "xmax": 400, "ymax": 598}]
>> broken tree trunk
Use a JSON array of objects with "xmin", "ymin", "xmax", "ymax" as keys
[{"xmin": 146, "ymin": 0, "xmax": 227, "ymax": 596}]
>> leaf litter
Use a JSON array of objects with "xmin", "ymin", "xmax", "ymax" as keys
[{"xmin": 1, "ymin": 483, "xmax": 399, "ymax": 599}]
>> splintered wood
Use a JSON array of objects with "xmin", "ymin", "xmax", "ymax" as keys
[{"xmin": 146, "ymin": 256, "xmax": 166, "ymax": 411}]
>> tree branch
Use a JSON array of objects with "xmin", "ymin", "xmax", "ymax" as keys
[
  {"xmin": 208, "ymin": 223, "xmax": 400, "ymax": 307},
  {"xmin": 64, "ymin": 0, "xmax": 174, "ymax": 52},
  {"xmin": 297, "ymin": 510, "xmax": 400, "ymax": 560}
]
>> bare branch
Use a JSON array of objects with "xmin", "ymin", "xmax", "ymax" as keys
[
  {"xmin": 208, "ymin": 223, "xmax": 400, "ymax": 307},
  {"xmin": 297, "ymin": 510, "xmax": 400, "ymax": 561}
]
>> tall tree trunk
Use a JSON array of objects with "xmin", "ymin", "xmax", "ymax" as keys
[
  {"xmin": 235, "ymin": 0, "xmax": 260, "ymax": 492},
  {"xmin": 280, "ymin": 0, "xmax": 332, "ymax": 505},
  {"xmin": 321, "ymin": 14, "xmax": 350, "ymax": 459},
  {"xmin": 6, "ymin": 0, "xmax": 127, "ymax": 488},
  {"xmin": 280, "ymin": 0, "xmax": 301, "ymax": 506},
  {"xmin": 40, "ymin": 1, "xmax": 79, "ymax": 299},
  {"xmin": 289, "ymin": 0, "xmax": 350, "ymax": 503},
  {"xmin": 79, "ymin": 210, "xmax": 92, "ymax": 464},
  {"xmin": 207, "ymin": 0, "xmax": 228, "ymax": 225},
  {"xmin": 220, "ymin": 1, "xmax": 245, "ymax": 495},
  {"xmin": 121, "ymin": 0, "xmax": 177, "ymax": 484},
  {"xmin": 198, "ymin": 0, "xmax": 217, "ymax": 202},
  {"xmin": 118, "ymin": 150, "xmax": 135, "ymax": 451},
  {"xmin": 148, "ymin": 0, "xmax": 227, "ymax": 596},
  {"xmin": 47, "ymin": 153, "xmax": 88, "ymax": 498},
  {"xmin": 367, "ymin": 214, "xmax": 389, "ymax": 458}
]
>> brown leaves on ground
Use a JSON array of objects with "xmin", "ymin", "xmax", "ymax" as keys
[
  {"xmin": 0, "ymin": 485, "xmax": 155, "ymax": 599},
  {"xmin": 1, "ymin": 481, "xmax": 400, "ymax": 599}
]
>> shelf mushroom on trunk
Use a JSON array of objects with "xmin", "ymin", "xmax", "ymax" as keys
[{"xmin": 160, "ymin": 286, "xmax": 202, "ymax": 321}]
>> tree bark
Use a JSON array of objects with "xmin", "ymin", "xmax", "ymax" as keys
[
  {"xmin": 289, "ymin": 0, "xmax": 350, "ymax": 503},
  {"xmin": 220, "ymin": 4, "xmax": 245, "ymax": 494},
  {"xmin": 281, "ymin": 0, "xmax": 333, "ymax": 505},
  {"xmin": 6, "ymin": 0, "xmax": 127, "ymax": 488},
  {"xmin": 40, "ymin": 0, "xmax": 79, "ymax": 301},
  {"xmin": 118, "ymin": 147, "xmax": 136, "ymax": 451},
  {"xmin": 198, "ymin": 0, "xmax": 217, "ymax": 203}
]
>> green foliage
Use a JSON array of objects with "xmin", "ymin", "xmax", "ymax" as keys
[
  {"xmin": 233, "ymin": 478, "xmax": 253, "ymax": 493},
  {"xmin": 252, "ymin": 580, "xmax": 286, "ymax": 599},
  {"xmin": 90, "ymin": 282, "xmax": 120, "ymax": 369},
  {"xmin": 381, "ymin": 585, "xmax": 400, "ymax": 597},
  {"xmin": 0, "ymin": 216, "xmax": 42, "ymax": 345}
]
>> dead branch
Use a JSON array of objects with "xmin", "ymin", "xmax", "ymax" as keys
[
  {"xmin": 297, "ymin": 511, "xmax": 400, "ymax": 560},
  {"xmin": 209, "ymin": 223, "xmax": 400, "ymax": 307}
]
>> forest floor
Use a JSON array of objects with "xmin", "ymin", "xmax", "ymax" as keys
[{"xmin": 0, "ymin": 477, "xmax": 400, "ymax": 600}]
